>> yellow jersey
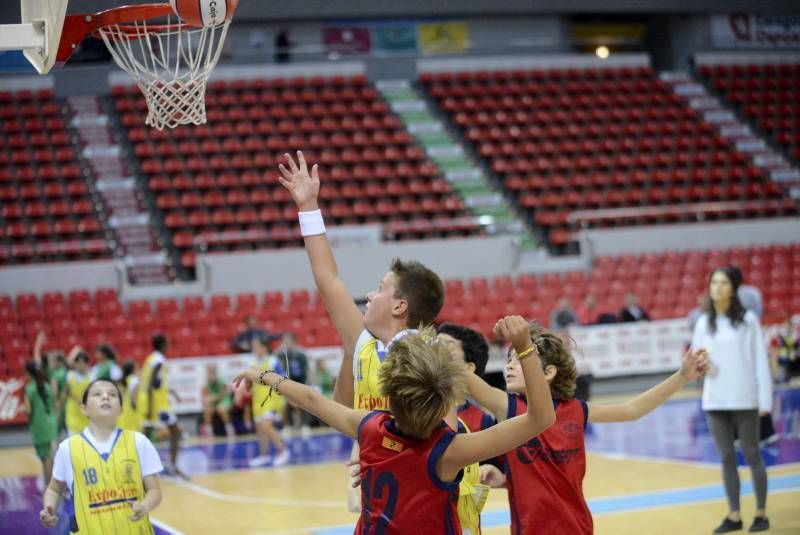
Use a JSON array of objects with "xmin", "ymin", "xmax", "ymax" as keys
[
  {"xmin": 65, "ymin": 370, "xmax": 90, "ymax": 435},
  {"xmin": 137, "ymin": 352, "xmax": 170, "ymax": 424},
  {"xmin": 353, "ymin": 329, "xmax": 417, "ymax": 410},
  {"xmin": 68, "ymin": 429, "xmax": 153, "ymax": 534},
  {"xmin": 456, "ymin": 417, "xmax": 490, "ymax": 535},
  {"xmin": 118, "ymin": 379, "xmax": 142, "ymax": 432}
]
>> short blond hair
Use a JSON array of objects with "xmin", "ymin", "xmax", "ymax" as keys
[{"xmin": 378, "ymin": 331, "xmax": 467, "ymax": 439}]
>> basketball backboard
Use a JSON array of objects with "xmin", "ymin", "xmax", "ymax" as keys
[{"xmin": 0, "ymin": 1, "xmax": 68, "ymax": 74}]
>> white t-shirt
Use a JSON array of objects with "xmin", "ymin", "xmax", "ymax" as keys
[
  {"xmin": 691, "ymin": 310, "xmax": 773, "ymax": 413},
  {"xmin": 52, "ymin": 427, "xmax": 163, "ymax": 490}
]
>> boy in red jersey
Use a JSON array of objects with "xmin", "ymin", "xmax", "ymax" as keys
[
  {"xmin": 436, "ymin": 322, "xmax": 499, "ymax": 534},
  {"xmin": 470, "ymin": 323, "xmax": 709, "ymax": 535},
  {"xmin": 234, "ymin": 317, "xmax": 555, "ymax": 534},
  {"xmin": 437, "ymin": 323, "xmax": 496, "ymax": 435}
]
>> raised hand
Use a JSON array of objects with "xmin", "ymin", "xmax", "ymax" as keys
[
  {"xmin": 277, "ymin": 150, "xmax": 320, "ymax": 211},
  {"xmin": 39, "ymin": 505, "xmax": 58, "ymax": 528},
  {"xmin": 493, "ymin": 315, "xmax": 533, "ymax": 354},
  {"xmin": 680, "ymin": 348, "xmax": 710, "ymax": 381}
]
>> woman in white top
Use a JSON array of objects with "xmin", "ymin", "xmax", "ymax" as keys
[{"xmin": 692, "ymin": 266, "xmax": 771, "ymax": 533}]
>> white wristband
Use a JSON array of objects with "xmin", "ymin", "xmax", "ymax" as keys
[{"xmin": 298, "ymin": 209, "xmax": 326, "ymax": 236}]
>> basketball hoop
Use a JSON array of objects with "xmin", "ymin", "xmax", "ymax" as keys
[{"xmin": 56, "ymin": 3, "xmax": 232, "ymax": 130}]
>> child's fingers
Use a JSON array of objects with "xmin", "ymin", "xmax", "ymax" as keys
[
  {"xmin": 297, "ymin": 150, "xmax": 308, "ymax": 173},
  {"xmin": 492, "ymin": 318, "xmax": 505, "ymax": 334},
  {"xmin": 495, "ymin": 319, "xmax": 510, "ymax": 339},
  {"xmin": 284, "ymin": 153, "xmax": 299, "ymax": 173}
]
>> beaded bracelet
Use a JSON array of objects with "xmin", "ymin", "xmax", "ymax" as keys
[
  {"xmin": 258, "ymin": 369, "xmax": 276, "ymax": 386},
  {"xmin": 258, "ymin": 370, "xmax": 288, "ymax": 407},
  {"xmin": 273, "ymin": 375, "xmax": 288, "ymax": 394}
]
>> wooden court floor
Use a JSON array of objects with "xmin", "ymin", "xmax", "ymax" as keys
[{"xmin": 2, "ymin": 391, "xmax": 799, "ymax": 534}]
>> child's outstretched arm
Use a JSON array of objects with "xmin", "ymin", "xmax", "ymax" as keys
[
  {"xmin": 588, "ymin": 348, "xmax": 709, "ymax": 423},
  {"xmin": 233, "ymin": 367, "xmax": 366, "ymax": 438},
  {"xmin": 440, "ymin": 316, "xmax": 555, "ymax": 478},
  {"xmin": 278, "ymin": 151, "xmax": 364, "ymax": 407}
]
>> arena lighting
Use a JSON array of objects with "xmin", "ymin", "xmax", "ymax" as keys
[{"xmin": 595, "ymin": 45, "xmax": 610, "ymax": 59}]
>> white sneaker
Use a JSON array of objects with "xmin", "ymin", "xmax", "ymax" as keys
[
  {"xmin": 300, "ymin": 425, "xmax": 311, "ymax": 439},
  {"xmin": 273, "ymin": 449, "xmax": 291, "ymax": 467},
  {"xmin": 248, "ymin": 455, "xmax": 273, "ymax": 468}
]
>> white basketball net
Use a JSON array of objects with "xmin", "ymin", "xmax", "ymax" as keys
[{"xmin": 96, "ymin": 15, "xmax": 230, "ymax": 130}]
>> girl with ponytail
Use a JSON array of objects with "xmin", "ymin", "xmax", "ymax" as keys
[{"xmin": 22, "ymin": 361, "xmax": 58, "ymax": 484}]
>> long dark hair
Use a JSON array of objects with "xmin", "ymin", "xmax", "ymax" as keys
[
  {"xmin": 120, "ymin": 360, "xmax": 136, "ymax": 389},
  {"xmin": 96, "ymin": 344, "xmax": 116, "ymax": 362},
  {"xmin": 707, "ymin": 267, "xmax": 747, "ymax": 334},
  {"xmin": 24, "ymin": 361, "xmax": 51, "ymax": 414}
]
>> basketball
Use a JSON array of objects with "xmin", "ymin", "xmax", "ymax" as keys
[{"xmin": 168, "ymin": 0, "xmax": 239, "ymax": 28}]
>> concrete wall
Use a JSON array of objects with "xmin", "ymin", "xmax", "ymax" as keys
[
  {"xmin": 202, "ymin": 235, "xmax": 518, "ymax": 298},
  {"xmin": 579, "ymin": 217, "xmax": 800, "ymax": 257},
  {"xmin": 0, "ymin": 260, "xmax": 120, "ymax": 297}
]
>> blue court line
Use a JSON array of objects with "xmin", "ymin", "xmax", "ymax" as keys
[{"xmin": 311, "ymin": 474, "xmax": 800, "ymax": 534}]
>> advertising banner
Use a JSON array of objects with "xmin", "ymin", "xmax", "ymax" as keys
[
  {"xmin": 711, "ymin": 14, "xmax": 800, "ymax": 48},
  {"xmin": 418, "ymin": 21, "xmax": 469, "ymax": 55}
]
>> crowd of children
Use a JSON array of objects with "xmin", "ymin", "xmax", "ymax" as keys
[{"xmin": 26, "ymin": 331, "xmax": 180, "ymax": 532}]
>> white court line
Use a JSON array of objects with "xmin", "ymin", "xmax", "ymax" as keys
[
  {"xmin": 167, "ymin": 478, "xmax": 345, "ymax": 508},
  {"xmin": 151, "ymin": 516, "xmax": 186, "ymax": 535}
]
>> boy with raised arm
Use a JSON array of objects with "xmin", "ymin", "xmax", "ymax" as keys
[
  {"xmin": 470, "ymin": 323, "xmax": 709, "ymax": 534},
  {"xmin": 278, "ymin": 151, "xmax": 445, "ymax": 506},
  {"xmin": 234, "ymin": 316, "xmax": 554, "ymax": 533}
]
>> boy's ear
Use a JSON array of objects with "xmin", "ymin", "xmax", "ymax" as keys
[{"xmin": 392, "ymin": 298, "xmax": 408, "ymax": 318}]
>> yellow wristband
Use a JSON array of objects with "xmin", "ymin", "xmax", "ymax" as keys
[{"xmin": 516, "ymin": 345, "xmax": 537, "ymax": 360}]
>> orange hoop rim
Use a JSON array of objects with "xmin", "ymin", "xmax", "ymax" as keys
[
  {"xmin": 90, "ymin": 4, "xmax": 185, "ymax": 40},
  {"xmin": 56, "ymin": 3, "xmax": 191, "ymax": 64}
]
